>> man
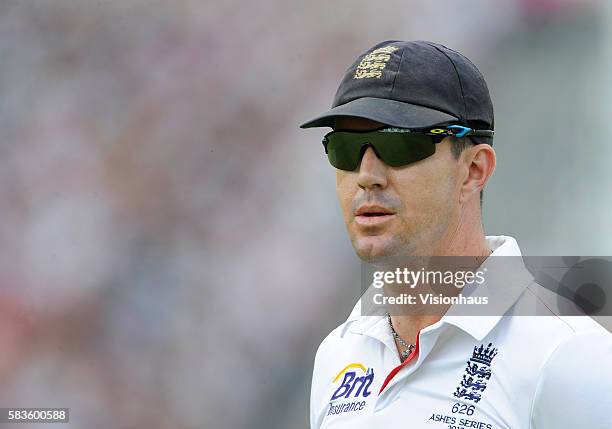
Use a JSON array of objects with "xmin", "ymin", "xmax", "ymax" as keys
[{"xmin": 300, "ymin": 40, "xmax": 612, "ymax": 429}]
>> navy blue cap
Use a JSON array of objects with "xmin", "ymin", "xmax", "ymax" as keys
[{"xmin": 300, "ymin": 40, "xmax": 494, "ymax": 132}]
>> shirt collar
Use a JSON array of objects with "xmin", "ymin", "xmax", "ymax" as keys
[{"xmin": 345, "ymin": 235, "xmax": 534, "ymax": 341}]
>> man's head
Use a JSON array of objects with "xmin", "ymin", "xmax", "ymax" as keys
[
  {"xmin": 300, "ymin": 40, "xmax": 496, "ymax": 260},
  {"xmin": 333, "ymin": 116, "xmax": 495, "ymax": 261}
]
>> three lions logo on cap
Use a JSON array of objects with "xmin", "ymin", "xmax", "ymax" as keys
[{"xmin": 354, "ymin": 45, "xmax": 399, "ymax": 80}]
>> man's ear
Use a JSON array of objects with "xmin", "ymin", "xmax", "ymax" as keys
[{"xmin": 460, "ymin": 144, "xmax": 496, "ymax": 204}]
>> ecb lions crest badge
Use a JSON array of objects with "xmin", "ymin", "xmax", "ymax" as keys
[{"xmin": 453, "ymin": 343, "xmax": 498, "ymax": 403}]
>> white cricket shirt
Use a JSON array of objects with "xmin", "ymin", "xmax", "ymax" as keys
[{"xmin": 310, "ymin": 236, "xmax": 612, "ymax": 429}]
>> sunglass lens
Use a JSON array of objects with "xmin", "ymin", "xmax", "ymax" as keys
[
  {"xmin": 326, "ymin": 133, "xmax": 363, "ymax": 171},
  {"xmin": 324, "ymin": 131, "xmax": 436, "ymax": 171},
  {"xmin": 372, "ymin": 133, "xmax": 436, "ymax": 167}
]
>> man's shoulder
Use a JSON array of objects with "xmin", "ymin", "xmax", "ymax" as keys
[
  {"xmin": 314, "ymin": 316, "xmax": 359, "ymax": 360},
  {"xmin": 511, "ymin": 314, "xmax": 610, "ymax": 371},
  {"xmin": 312, "ymin": 299, "xmax": 380, "ymax": 365},
  {"xmin": 501, "ymin": 282, "xmax": 608, "ymax": 363},
  {"xmin": 532, "ymin": 313, "xmax": 610, "ymax": 367},
  {"xmin": 315, "ymin": 321, "xmax": 348, "ymax": 357},
  {"xmin": 504, "ymin": 274, "xmax": 605, "ymax": 327}
]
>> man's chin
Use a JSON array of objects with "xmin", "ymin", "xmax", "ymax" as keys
[{"xmin": 353, "ymin": 235, "xmax": 401, "ymax": 262}]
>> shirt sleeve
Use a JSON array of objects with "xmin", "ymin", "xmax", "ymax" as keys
[
  {"xmin": 311, "ymin": 324, "xmax": 346, "ymax": 429},
  {"xmin": 310, "ymin": 345, "xmax": 324, "ymax": 429},
  {"xmin": 310, "ymin": 329, "xmax": 333, "ymax": 429},
  {"xmin": 531, "ymin": 330, "xmax": 612, "ymax": 429}
]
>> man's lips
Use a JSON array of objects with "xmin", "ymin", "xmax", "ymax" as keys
[
  {"xmin": 354, "ymin": 205, "xmax": 396, "ymax": 227},
  {"xmin": 355, "ymin": 205, "xmax": 394, "ymax": 216}
]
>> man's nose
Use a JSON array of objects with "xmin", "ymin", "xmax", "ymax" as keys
[{"xmin": 357, "ymin": 146, "xmax": 388, "ymax": 189}]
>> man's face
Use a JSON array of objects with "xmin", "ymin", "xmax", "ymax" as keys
[{"xmin": 334, "ymin": 117, "xmax": 463, "ymax": 261}]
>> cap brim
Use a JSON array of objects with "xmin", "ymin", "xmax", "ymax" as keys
[{"xmin": 299, "ymin": 97, "xmax": 458, "ymax": 129}]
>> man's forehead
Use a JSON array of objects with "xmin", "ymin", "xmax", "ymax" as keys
[{"xmin": 334, "ymin": 116, "xmax": 387, "ymax": 131}]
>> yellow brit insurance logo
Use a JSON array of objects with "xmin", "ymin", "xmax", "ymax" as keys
[
  {"xmin": 330, "ymin": 362, "xmax": 374, "ymax": 401},
  {"xmin": 327, "ymin": 362, "xmax": 374, "ymax": 417},
  {"xmin": 354, "ymin": 45, "xmax": 399, "ymax": 79}
]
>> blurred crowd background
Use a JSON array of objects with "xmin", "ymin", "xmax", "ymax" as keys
[{"xmin": 0, "ymin": 0, "xmax": 610, "ymax": 428}]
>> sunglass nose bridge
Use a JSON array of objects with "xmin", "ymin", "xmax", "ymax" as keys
[{"xmin": 359, "ymin": 142, "xmax": 383, "ymax": 165}]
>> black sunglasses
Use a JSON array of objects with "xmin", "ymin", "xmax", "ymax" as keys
[{"xmin": 322, "ymin": 125, "xmax": 494, "ymax": 171}]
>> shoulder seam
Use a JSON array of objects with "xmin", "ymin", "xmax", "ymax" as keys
[{"xmin": 524, "ymin": 282, "xmax": 577, "ymax": 333}]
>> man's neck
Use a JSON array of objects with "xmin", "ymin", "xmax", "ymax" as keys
[
  {"xmin": 388, "ymin": 230, "xmax": 492, "ymax": 360},
  {"xmin": 436, "ymin": 205, "xmax": 491, "ymax": 257}
]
